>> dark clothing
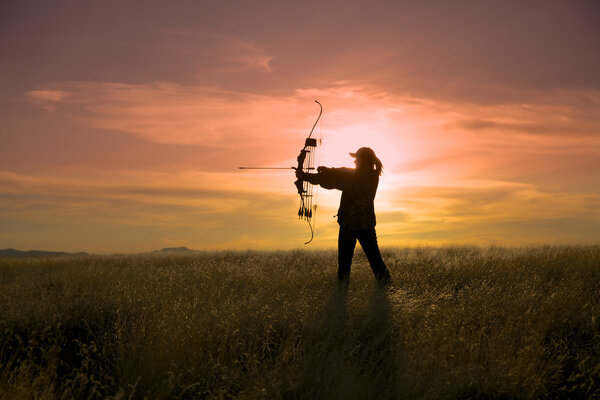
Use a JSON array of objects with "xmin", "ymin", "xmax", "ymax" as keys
[
  {"xmin": 305, "ymin": 167, "xmax": 378, "ymax": 229},
  {"xmin": 304, "ymin": 166, "xmax": 391, "ymax": 285}
]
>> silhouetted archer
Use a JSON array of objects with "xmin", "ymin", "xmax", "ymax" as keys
[
  {"xmin": 240, "ymin": 101, "xmax": 391, "ymax": 287},
  {"xmin": 297, "ymin": 147, "xmax": 392, "ymax": 287}
]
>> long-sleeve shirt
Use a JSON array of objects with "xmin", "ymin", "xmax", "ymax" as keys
[{"xmin": 304, "ymin": 167, "xmax": 379, "ymax": 229}]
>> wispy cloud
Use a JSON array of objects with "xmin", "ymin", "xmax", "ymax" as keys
[
  {"xmin": 3, "ymin": 1, "xmax": 600, "ymax": 252},
  {"xmin": 377, "ymin": 181, "xmax": 600, "ymax": 245},
  {"xmin": 0, "ymin": 170, "xmax": 305, "ymax": 252},
  {"xmin": 25, "ymin": 89, "xmax": 71, "ymax": 112},
  {"xmin": 156, "ymin": 30, "xmax": 273, "ymax": 74},
  {"xmin": 26, "ymin": 89, "xmax": 71, "ymax": 102},
  {"xmin": 12, "ymin": 82, "xmax": 600, "ymax": 250},
  {"xmin": 221, "ymin": 38, "xmax": 273, "ymax": 73}
]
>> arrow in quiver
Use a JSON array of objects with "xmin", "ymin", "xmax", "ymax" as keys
[{"xmin": 296, "ymin": 137, "xmax": 317, "ymax": 222}]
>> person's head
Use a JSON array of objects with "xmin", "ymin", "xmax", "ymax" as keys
[{"xmin": 350, "ymin": 147, "xmax": 383, "ymax": 176}]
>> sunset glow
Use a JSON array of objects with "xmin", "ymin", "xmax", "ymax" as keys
[{"xmin": 1, "ymin": 1, "xmax": 599, "ymax": 252}]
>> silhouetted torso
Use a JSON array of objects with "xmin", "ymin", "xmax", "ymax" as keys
[{"xmin": 305, "ymin": 166, "xmax": 379, "ymax": 229}]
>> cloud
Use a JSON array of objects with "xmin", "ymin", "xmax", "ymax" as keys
[
  {"xmin": 26, "ymin": 89, "xmax": 70, "ymax": 102},
  {"xmin": 221, "ymin": 38, "xmax": 273, "ymax": 74},
  {"xmin": 0, "ymin": 170, "xmax": 308, "ymax": 251},
  {"xmin": 27, "ymin": 82, "xmax": 305, "ymax": 148},
  {"xmin": 3, "ymin": 1, "xmax": 600, "ymax": 252},
  {"xmin": 25, "ymin": 81, "xmax": 600, "ymax": 145},
  {"xmin": 0, "ymin": 170, "xmax": 293, "ymax": 216},
  {"xmin": 403, "ymin": 183, "xmax": 600, "ymax": 221},
  {"xmin": 156, "ymin": 30, "xmax": 273, "ymax": 74},
  {"xmin": 377, "ymin": 181, "xmax": 600, "ymax": 245},
  {"xmin": 449, "ymin": 90, "xmax": 600, "ymax": 138},
  {"xmin": 11, "ymin": 82, "xmax": 600, "ymax": 250},
  {"xmin": 20, "ymin": 81, "xmax": 600, "ymax": 186},
  {"xmin": 25, "ymin": 89, "xmax": 71, "ymax": 112}
]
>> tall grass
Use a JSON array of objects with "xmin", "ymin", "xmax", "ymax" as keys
[{"xmin": 1, "ymin": 246, "xmax": 599, "ymax": 399}]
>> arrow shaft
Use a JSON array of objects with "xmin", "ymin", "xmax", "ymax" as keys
[
  {"xmin": 238, "ymin": 167, "xmax": 293, "ymax": 170},
  {"xmin": 238, "ymin": 167, "xmax": 315, "ymax": 170}
]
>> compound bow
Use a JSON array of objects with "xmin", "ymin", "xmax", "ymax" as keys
[
  {"xmin": 294, "ymin": 100, "xmax": 322, "ymax": 244},
  {"xmin": 239, "ymin": 100, "xmax": 322, "ymax": 244}
]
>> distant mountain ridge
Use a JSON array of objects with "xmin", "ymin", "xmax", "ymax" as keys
[
  {"xmin": 154, "ymin": 247, "xmax": 191, "ymax": 252},
  {"xmin": 0, "ymin": 247, "xmax": 194, "ymax": 258},
  {"xmin": 0, "ymin": 248, "xmax": 89, "ymax": 258}
]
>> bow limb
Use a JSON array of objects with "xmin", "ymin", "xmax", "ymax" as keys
[{"xmin": 308, "ymin": 100, "xmax": 322, "ymax": 140}]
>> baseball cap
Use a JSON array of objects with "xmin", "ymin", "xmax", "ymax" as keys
[{"xmin": 349, "ymin": 147, "xmax": 376, "ymax": 160}]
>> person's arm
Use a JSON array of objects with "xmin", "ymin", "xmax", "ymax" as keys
[{"xmin": 298, "ymin": 166, "xmax": 352, "ymax": 190}]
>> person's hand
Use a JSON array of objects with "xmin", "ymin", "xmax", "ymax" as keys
[
  {"xmin": 317, "ymin": 166, "xmax": 327, "ymax": 173},
  {"xmin": 295, "ymin": 168, "xmax": 304, "ymax": 179}
]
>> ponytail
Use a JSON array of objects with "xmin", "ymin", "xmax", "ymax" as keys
[{"xmin": 373, "ymin": 155, "xmax": 383, "ymax": 176}]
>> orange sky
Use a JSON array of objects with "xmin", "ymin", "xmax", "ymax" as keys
[{"xmin": 1, "ymin": 1, "xmax": 599, "ymax": 252}]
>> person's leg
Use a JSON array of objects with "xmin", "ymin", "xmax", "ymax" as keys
[
  {"xmin": 338, "ymin": 226, "xmax": 357, "ymax": 285},
  {"xmin": 357, "ymin": 228, "xmax": 391, "ymax": 286}
]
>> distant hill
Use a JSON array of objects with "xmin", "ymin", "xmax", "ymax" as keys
[
  {"xmin": 0, "ymin": 247, "xmax": 194, "ymax": 258},
  {"xmin": 153, "ymin": 247, "xmax": 191, "ymax": 253},
  {"xmin": 0, "ymin": 248, "xmax": 89, "ymax": 258}
]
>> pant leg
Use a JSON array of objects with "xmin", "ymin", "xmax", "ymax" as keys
[
  {"xmin": 357, "ymin": 228, "xmax": 391, "ymax": 285},
  {"xmin": 338, "ymin": 226, "xmax": 357, "ymax": 284}
]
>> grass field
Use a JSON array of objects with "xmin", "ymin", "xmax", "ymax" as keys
[{"xmin": 1, "ymin": 246, "xmax": 599, "ymax": 399}]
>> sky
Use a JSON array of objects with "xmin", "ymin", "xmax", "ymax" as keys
[{"xmin": 1, "ymin": 0, "xmax": 599, "ymax": 253}]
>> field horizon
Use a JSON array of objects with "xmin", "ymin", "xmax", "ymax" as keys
[
  {"xmin": 5, "ymin": 242, "xmax": 599, "ymax": 257},
  {"xmin": 1, "ymin": 245, "xmax": 599, "ymax": 399}
]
